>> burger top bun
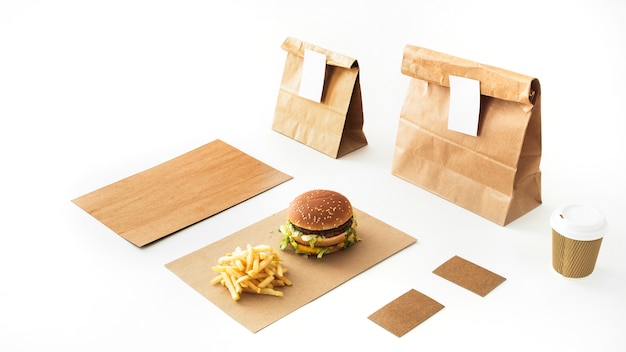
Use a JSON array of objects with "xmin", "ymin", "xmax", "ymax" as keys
[{"xmin": 287, "ymin": 189, "xmax": 353, "ymax": 231}]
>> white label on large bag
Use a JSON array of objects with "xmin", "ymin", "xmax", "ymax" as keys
[
  {"xmin": 299, "ymin": 49, "xmax": 327, "ymax": 102},
  {"xmin": 448, "ymin": 75, "xmax": 480, "ymax": 136}
]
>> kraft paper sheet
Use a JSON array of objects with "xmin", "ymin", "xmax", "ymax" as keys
[
  {"xmin": 165, "ymin": 208, "xmax": 417, "ymax": 333},
  {"xmin": 72, "ymin": 139, "xmax": 292, "ymax": 247}
]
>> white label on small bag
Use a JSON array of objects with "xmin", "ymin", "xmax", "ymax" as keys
[
  {"xmin": 299, "ymin": 49, "xmax": 327, "ymax": 102},
  {"xmin": 448, "ymin": 75, "xmax": 481, "ymax": 136}
]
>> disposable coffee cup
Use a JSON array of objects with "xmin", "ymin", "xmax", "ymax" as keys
[{"xmin": 550, "ymin": 204, "xmax": 607, "ymax": 278}]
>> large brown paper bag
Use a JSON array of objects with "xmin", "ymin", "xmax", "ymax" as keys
[
  {"xmin": 272, "ymin": 37, "xmax": 367, "ymax": 158},
  {"xmin": 392, "ymin": 45, "xmax": 542, "ymax": 226}
]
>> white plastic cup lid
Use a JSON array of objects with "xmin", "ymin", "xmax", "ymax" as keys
[{"xmin": 550, "ymin": 204, "xmax": 608, "ymax": 241}]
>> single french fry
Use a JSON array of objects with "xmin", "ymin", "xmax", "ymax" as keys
[
  {"xmin": 210, "ymin": 275, "xmax": 223, "ymax": 285},
  {"xmin": 253, "ymin": 244, "xmax": 273, "ymax": 252},
  {"xmin": 246, "ymin": 244, "xmax": 253, "ymax": 272},
  {"xmin": 220, "ymin": 272, "xmax": 240, "ymax": 301},
  {"xmin": 257, "ymin": 274, "xmax": 275, "ymax": 288},
  {"xmin": 211, "ymin": 265, "xmax": 230, "ymax": 273},
  {"xmin": 276, "ymin": 263, "xmax": 284, "ymax": 278},
  {"xmin": 263, "ymin": 266, "xmax": 275, "ymax": 277},
  {"xmin": 257, "ymin": 288, "xmax": 283, "ymax": 297},
  {"xmin": 235, "ymin": 275, "xmax": 251, "ymax": 285},
  {"xmin": 246, "ymin": 279, "xmax": 261, "ymax": 293},
  {"xmin": 234, "ymin": 259, "xmax": 245, "ymax": 271},
  {"xmin": 252, "ymin": 255, "xmax": 260, "ymax": 274}
]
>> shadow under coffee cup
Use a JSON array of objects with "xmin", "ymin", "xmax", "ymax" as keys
[{"xmin": 550, "ymin": 204, "xmax": 608, "ymax": 278}]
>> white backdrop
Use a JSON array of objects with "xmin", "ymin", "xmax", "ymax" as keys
[{"xmin": 1, "ymin": 1, "xmax": 625, "ymax": 351}]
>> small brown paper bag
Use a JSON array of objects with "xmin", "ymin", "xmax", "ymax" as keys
[
  {"xmin": 272, "ymin": 37, "xmax": 367, "ymax": 158},
  {"xmin": 392, "ymin": 45, "xmax": 542, "ymax": 226}
]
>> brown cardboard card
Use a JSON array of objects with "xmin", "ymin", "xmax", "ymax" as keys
[
  {"xmin": 368, "ymin": 289, "xmax": 444, "ymax": 337},
  {"xmin": 72, "ymin": 139, "xmax": 292, "ymax": 247},
  {"xmin": 165, "ymin": 208, "xmax": 417, "ymax": 333},
  {"xmin": 433, "ymin": 255, "xmax": 506, "ymax": 296}
]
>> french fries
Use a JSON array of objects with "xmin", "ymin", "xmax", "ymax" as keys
[{"xmin": 211, "ymin": 244, "xmax": 292, "ymax": 301}]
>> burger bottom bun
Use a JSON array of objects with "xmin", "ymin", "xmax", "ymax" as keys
[{"xmin": 293, "ymin": 231, "xmax": 347, "ymax": 247}]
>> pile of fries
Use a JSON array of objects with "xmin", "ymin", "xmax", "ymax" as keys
[{"xmin": 211, "ymin": 244, "xmax": 292, "ymax": 301}]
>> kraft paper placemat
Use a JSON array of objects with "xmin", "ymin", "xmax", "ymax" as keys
[
  {"xmin": 72, "ymin": 139, "xmax": 292, "ymax": 247},
  {"xmin": 368, "ymin": 289, "xmax": 444, "ymax": 337},
  {"xmin": 165, "ymin": 208, "xmax": 417, "ymax": 333},
  {"xmin": 433, "ymin": 255, "xmax": 506, "ymax": 296}
]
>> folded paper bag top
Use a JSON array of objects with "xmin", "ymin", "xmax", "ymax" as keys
[
  {"xmin": 401, "ymin": 45, "xmax": 540, "ymax": 105},
  {"xmin": 280, "ymin": 36, "xmax": 358, "ymax": 69},
  {"xmin": 392, "ymin": 45, "xmax": 542, "ymax": 226},
  {"xmin": 272, "ymin": 37, "xmax": 368, "ymax": 159}
]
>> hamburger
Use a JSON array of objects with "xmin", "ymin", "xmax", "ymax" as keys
[{"xmin": 279, "ymin": 189, "xmax": 360, "ymax": 258}]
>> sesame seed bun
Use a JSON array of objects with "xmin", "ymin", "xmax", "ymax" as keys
[{"xmin": 286, "ymin": 189, "xmax": 353, "ymax": 232}]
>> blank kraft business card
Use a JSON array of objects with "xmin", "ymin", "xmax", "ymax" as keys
[
  {"xmin": 433, "ymin": 255, "xmax": 506, "ymax": 296},
  {"xmin": 368, "ymin": 289, "xmax": 444, "ymax": 337}
]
